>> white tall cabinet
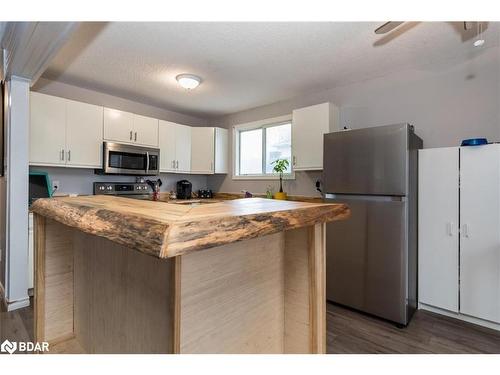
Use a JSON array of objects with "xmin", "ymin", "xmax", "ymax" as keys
[
  {"xmin": 460, "ymin": 145, "xmax": 500, "ymax": 324},
  {"xmin": 418, "ymin": 147, "xmax": 459, "ymax": 312},
  {"xmin": 419, "ymin": 144, "xmax": 500, "ymax": 327}
]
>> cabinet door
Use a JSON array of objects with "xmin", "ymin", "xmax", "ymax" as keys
[
  {"xmin": 30, "ymin": 92, "xmax": 67, "ymax": 166},
  {"xmin": 460, "ymin": 144, "xmax": 500, "ymax": 323},
  {"xmin": 103, "ymin": 108, "xmax": 134, "ymax": 143},
  {"xmin": 418, "ymin": 147, "xmax": 459, "ymax": 312},
  {"xmin": 292, "ymin": 102, "xmax": 338, "ymax": 171},
  {"xmin": 66, "ymin": 100, "xmax": 103, "ymax": 168},
  {"xmin": 191, "ymin": 127, "xmax": 215, "ymax": 174},
  {"xmin": 175, "ymin": 124, "xmax": 192, "ymax": 173},
  {"xmin": 159, "ymin": 120, "xmax": 177, "ymax": 172},
  {"xmin": 133, "ymin": 114, "xmax": 158, "ymax": 147},
  {"xmin": 214, "ymin": 127, "xmax": 228, "ymax": 174}
]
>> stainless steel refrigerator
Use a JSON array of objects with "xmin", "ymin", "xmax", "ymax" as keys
[{"xmin": 323, "ymin": 123, "xmax": 422, "ymax": 326}]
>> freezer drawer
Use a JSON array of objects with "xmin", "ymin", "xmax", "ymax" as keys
[
  {"xmin": 326, "ymin": 195, "xmax": 408, "ymax": 324},
  {"xmin": 323, "ymin": 123, "xmax": 409, "ymax": 196}
]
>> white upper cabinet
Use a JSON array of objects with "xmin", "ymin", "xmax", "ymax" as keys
[
  {"xmin": 191, "ymin": 127, "xmax": 215, "ymax": 174},
  {"xmin": 159, "ymin": 121, "xmax": 176, "ymax": 172},
  {"xmin": 104, "ymin": 109, "xmax": 158, "ymax": 147},
  {"xmin": 159, "ymin": 120, "xmax": 191, "ymax": 173},
  {"xmin": 133, "ymin": 114, "xmax": 159, "ymax": 147},
  {"xmin": 30, "ymin": 92, "xmax": 67, "ymax": 166},
  {"xmin": 175, "ymin": 124, "xmax": 192, "ymax": 173},
  {"xmin": 291, "ymin": 102, "xmax": 339, "ymax": 171},
  {"xmin": 418, "ymin": 147, "xmax": 459, "ymax": 313},
  {"xmin": 214, "ymin": 127, "xmax": 228, "ymax": 174},
  {"xmin": 103, "ymin": 108, "xmax": 134, "ymax": 144},
  {"xmin": 460, "ymin": 144, "xmax": 500, "ymax": 324},
  {"xmin": 30, "ymin": 92, "xmax": 103, "ymax": 168},
  {"xmin": 66, "ymin": 99, "xmax": 103, "ymax": 168}
]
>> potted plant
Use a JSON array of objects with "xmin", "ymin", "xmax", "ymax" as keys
[{"xmin": 271, "ymin": 158, "xmax": 290, "ymax": 200}]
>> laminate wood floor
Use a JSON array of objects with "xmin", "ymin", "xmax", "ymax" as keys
[
  {"xmin": 2, "ymin": 298, "xmax": 499, "ymax": 353},
  {"xmin": 327, "ymin": 302, "xmax": 500, "ymax": 354}
]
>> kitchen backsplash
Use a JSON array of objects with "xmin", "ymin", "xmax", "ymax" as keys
[{"xmin": 29, "ymin": 166, "xmax": 209, "ymax": 196}]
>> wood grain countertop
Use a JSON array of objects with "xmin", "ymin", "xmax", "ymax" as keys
[{"xmin": 31, "ymin": 195, "xmax": 350, "ymax": 259}]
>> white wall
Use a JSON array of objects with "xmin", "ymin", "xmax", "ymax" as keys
[{"xmin": 208, "ymin": 46, "xmax": 500, "ymax": 197}]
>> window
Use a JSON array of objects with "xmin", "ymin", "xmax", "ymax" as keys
[{"xmin": 234, "ymin": 115, "xmax": 293, "ymax": 179}]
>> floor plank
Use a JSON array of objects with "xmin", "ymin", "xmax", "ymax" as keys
[
  {"xmin": 326, "ymin": 303, "xmax": 500, "ymax": 354},
  {"xmin": 2, "ymin": 296, "xmax": 500, "ymax": 354}
]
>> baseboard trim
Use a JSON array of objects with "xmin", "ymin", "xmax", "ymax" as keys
[{"xmin": 419, "ymin": 302, "xmax": 500, "ymax": 332}]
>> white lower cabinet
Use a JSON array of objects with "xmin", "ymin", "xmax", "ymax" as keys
[
  {"xmin": 419, "ymin": 144, "xmax": 500, "ymax": 326},
  {"xmin": 159, "ymin": 120, "xmax": 191, "ymax": 173}
]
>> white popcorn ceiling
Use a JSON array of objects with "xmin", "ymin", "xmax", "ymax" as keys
[{"xmin": 43, "ymin": 22, "xmax": 500, "ymax": 118}]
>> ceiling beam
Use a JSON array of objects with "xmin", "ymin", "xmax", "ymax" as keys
[{"xmin": 0, "ymin": 22, "xmax": 78, "ymax": 84}]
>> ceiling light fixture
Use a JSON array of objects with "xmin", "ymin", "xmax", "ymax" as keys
[{"xmin": 176, "ymin": 74, "xmax": 201, "ymax": 89}]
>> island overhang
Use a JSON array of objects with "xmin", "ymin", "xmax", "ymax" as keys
[{"xmin": 31, "ymin": 196, "xmax": 350, "ymax": 258}]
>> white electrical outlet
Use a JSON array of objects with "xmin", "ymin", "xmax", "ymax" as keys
[{"xmin": 52, "ymin": 180, "xmax": 60, "ymax": 192}]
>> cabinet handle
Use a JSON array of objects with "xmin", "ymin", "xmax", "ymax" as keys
[
  {"xmin": 293, "ymin": 155, "xmax": 296, "ymax": 166},
  {"xmin": 61, "ymin": 149, "xmax": 65, "ymax": 161},
  {"xmin": 172, "ymin": 160, "xmax": 175, "ymax": 169},
  {"xmin": 134, "ymin": 132, "xmax": 137, "ymax": 142},
  {"xmin": 130, "ymin": 130, "xmax": 133, "ymax": 141},
  {"xmin": 176, "ymin": 160, "xmax": 179, "ymax": 169},
  {"xmin": 67, "ymin": 150, "xmax": 71, "ymax": 162},
  {"xmin": 211, "ymin": 161, "xmax": 213, "ymax": 171},
  {"xmin": 462, "ymin": 224, "xmax": 470, "ymax": 238},
  {"xmin": 446, "ymin": 222, "xmax": 454, "ymax": 237}
]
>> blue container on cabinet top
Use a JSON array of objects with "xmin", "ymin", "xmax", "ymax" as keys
[{"xmin": 461, "ymin": 138, "xmax": 488, "ymax": 146}]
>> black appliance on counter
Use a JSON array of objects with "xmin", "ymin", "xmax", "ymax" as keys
[
  {"xmin": 176, "ymin": 180, "xmax": 192, "ymax": 199},
  {"xmin": 198, "ymin": 189, "xmax": 213, "ymax": 199}
]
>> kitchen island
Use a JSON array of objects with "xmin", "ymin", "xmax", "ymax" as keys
[{"xmin": 31, "ymin": 196, "xmax": 349, "ymax": 354}]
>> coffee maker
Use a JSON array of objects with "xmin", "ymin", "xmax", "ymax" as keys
[{"xmin": 176, "ymin": 180, "xmax": 192, "ymax": 199}]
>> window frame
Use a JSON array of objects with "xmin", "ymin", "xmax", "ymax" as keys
[{"xmin": 232, "ymin": 114, "xmax": 295, "ymax": 180}]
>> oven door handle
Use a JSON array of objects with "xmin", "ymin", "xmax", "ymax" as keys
[{"xmin": 146, "ymin": 151, "xmax": 150, "ymax": 173}]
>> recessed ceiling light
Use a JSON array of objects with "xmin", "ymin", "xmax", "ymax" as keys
[
  {"xmin": 474, "ymin": 39, "xmax": 485, "ymax": 47},
  {"xmin": 176, "ymin": 74, "xmax": 201, "ymax": 89}
]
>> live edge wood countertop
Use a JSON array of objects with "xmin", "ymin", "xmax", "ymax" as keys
[{"xmin": 31, "ymin": 196, "xmax": 350, "ymax": 259}]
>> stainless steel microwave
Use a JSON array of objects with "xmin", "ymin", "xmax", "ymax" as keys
[{"xmin": 102, "ymin": 142, "xmax": 160, "ymax": 175}]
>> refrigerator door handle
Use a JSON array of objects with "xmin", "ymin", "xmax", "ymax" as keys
[{"xmin": 325, "ymin": 193, "xmax": 406, "ymax": 202}]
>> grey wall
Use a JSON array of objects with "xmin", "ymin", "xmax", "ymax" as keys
[
  {"xmin": 29, "ymin": 166, "xmax": 209, "ymax": 196},
  {"xmin": 208, "ymin": 46, "xmax": 500, "ymax": 197},
  {"xmin": 29, "ymin": 78, "xmax": 211, "ymax": 196}
]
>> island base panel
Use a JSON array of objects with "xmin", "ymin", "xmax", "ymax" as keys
[{"xmin": 35, "ymin": 214, "xmax": 326, "ymax": 354}]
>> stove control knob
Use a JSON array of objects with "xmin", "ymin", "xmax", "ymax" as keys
[{"xmin": 106, "ymin": 186, "xmax": 113, "ymax": 191}]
